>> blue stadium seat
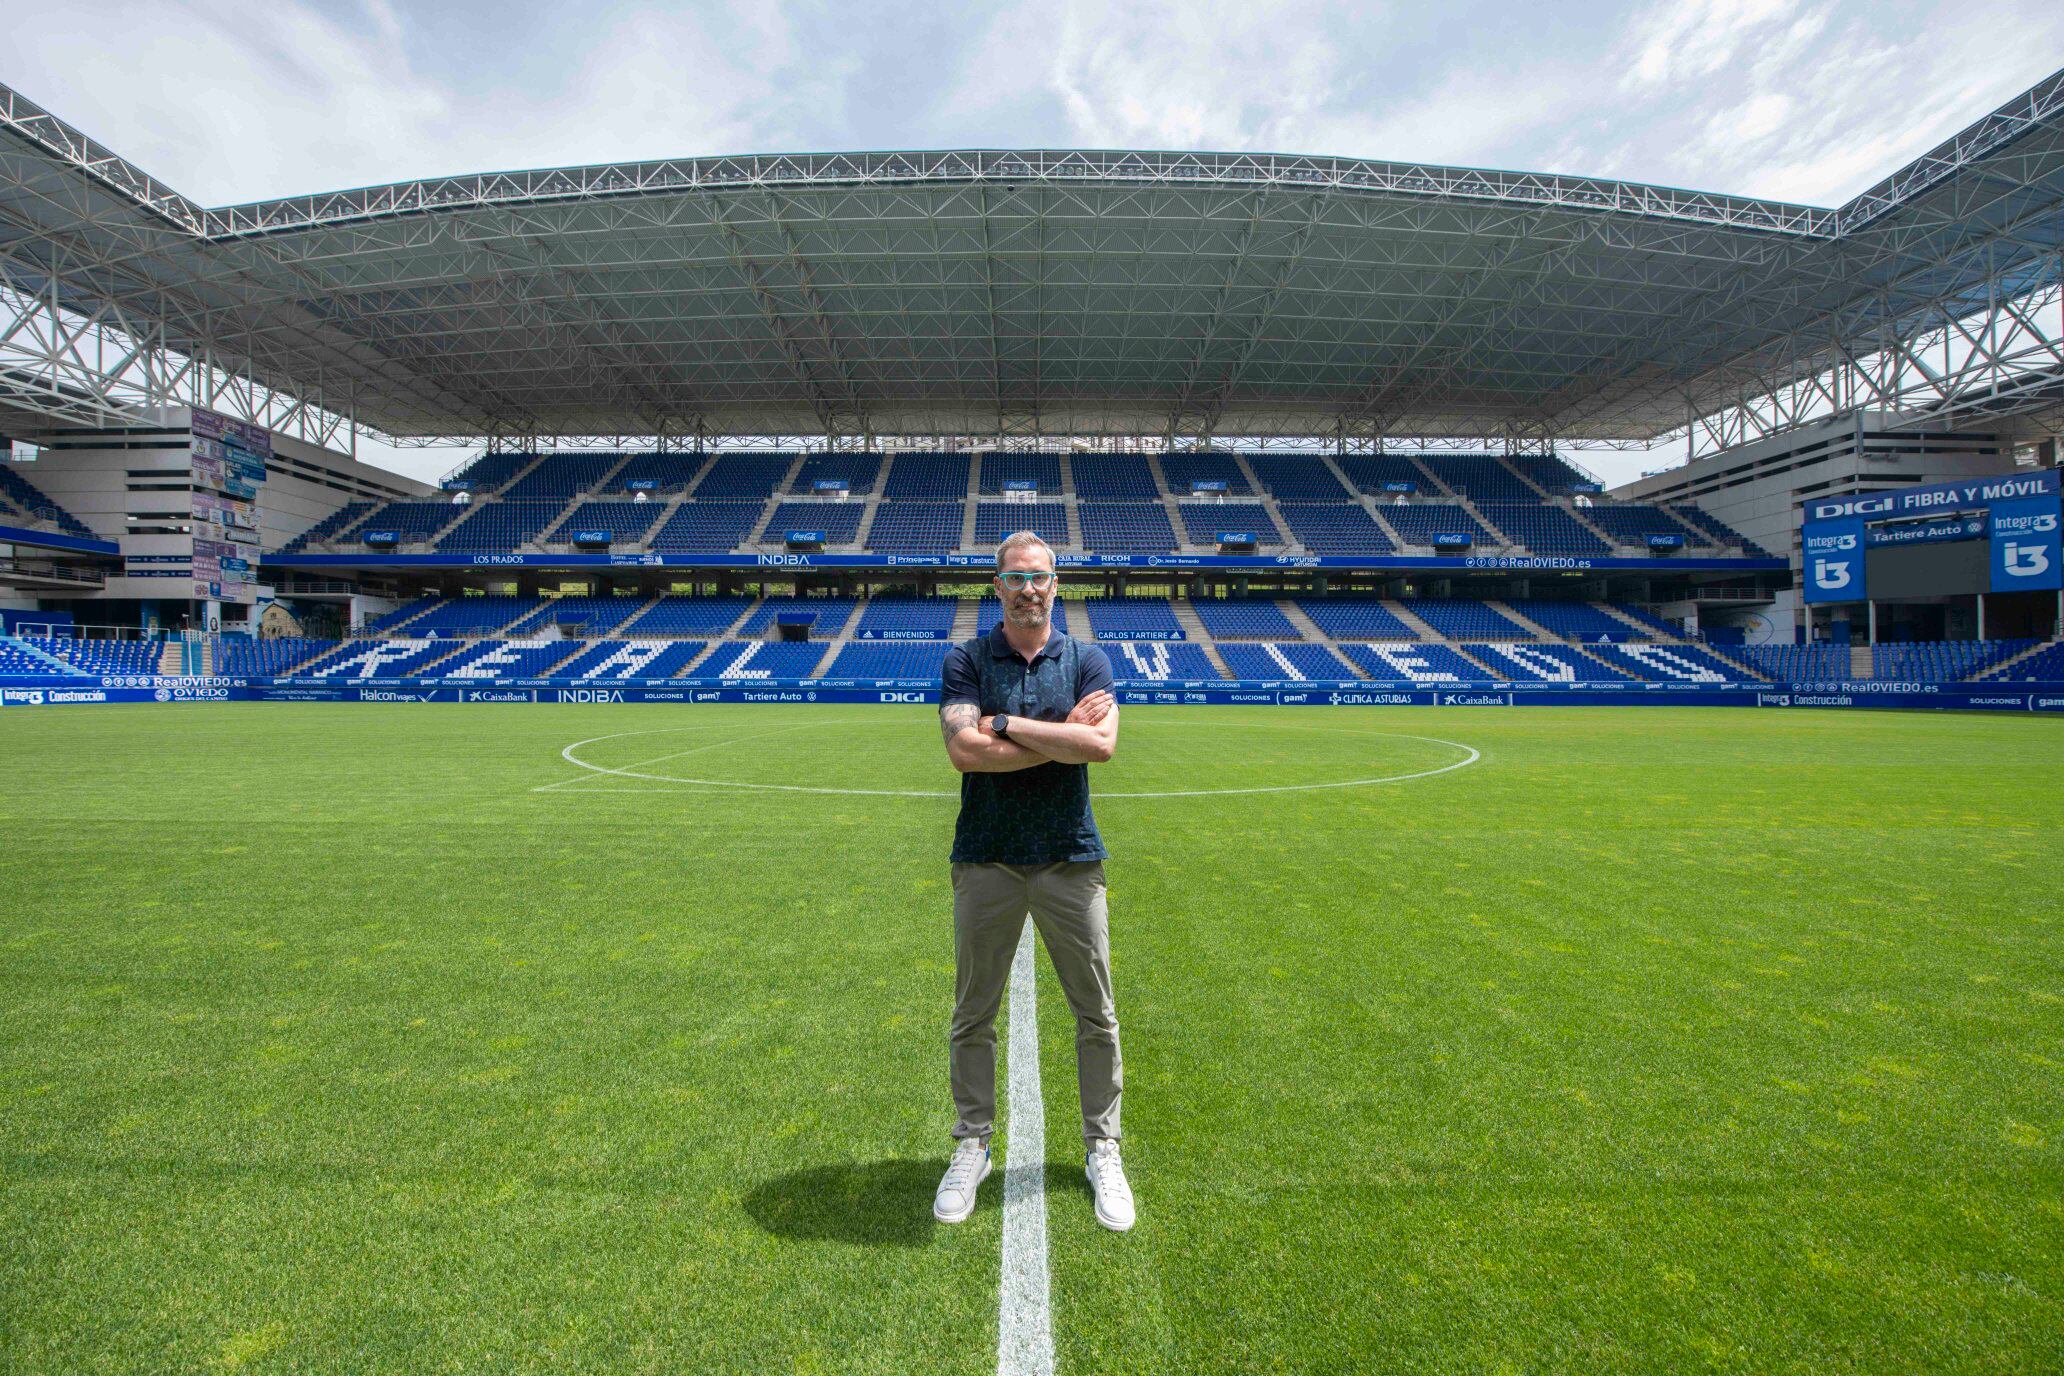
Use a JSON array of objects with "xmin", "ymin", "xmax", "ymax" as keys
[
  {"xmin": 623, "ymin": 597, "xmax": 753, "ymax": 636},
  {"xmin": 303, "ymin": 639, "xmax": 457, "ymax": 678},
  {"xmin": 557, "ymin": 639, "xmax": 709, "ymax": 679},
  {"xmin": 762, "ymin": 501, "xmax": 863, "ymax": 545},
  {"xmin": 614, "ymin": 453, "xmax": 705, "ymax": 493},
  {"xmin": 979, "ymin": 455, "xmax": 1061, "ymax": 495},
  {"xmin": 1594, "ymin": 643, "xmax": 1760, "ymax": 682},
  {"xmin": 1339, "ymin": 455, "xmax": 1435, "ymax": 496},
  {"xmin": 699, "ymin": 641, "xmax": 833, "ymax": 679},
  {"xmin": 1872, "ymin": 639, "xmax": 2036, "ymax": 682},
  {"xmin": 650, "ymin": 502, "xmax": 762, "ymax": 551},
  {"xmin": 1276, "ymin": 504, "xmax": 1394, "ymax": 554},
  {"xmin": 1178, "ymin": 502, "xmax": 1278, "ymax": 547},
  {"xmin": 354, "ymin": 500, "xmax": 467, "ymax": 545},
  {"xmin": 867, "ymin": 502, "xmax": 965, "ymax": 553},
  {"xmin": 504, "ymin": 596, "xmax": 647, "ymax": 637},
  {"xmin": 1584, "ymin": 504, "xmax": 1701, "ymax": 548},
  {"xmin": 400, "ymin": 596, "xmax": 540, "ymax": 636},
  {"xmin": 1295, "ymin": 599, "xmax": 1419, "ymax": 640},
  {"xmin": 883, "ymin": 455, "xmax": 973, "ymax": 501},
  {"xmin": 854, "ymin": 598, "xmax": 958, "ymax": 639},
  {"xmin": 1382, "ymin": 503, "xmax": 1495, "ymax": 548},
  {"xmin": 1160, "ymin": 454, "xmax": 1251, "ymax": 495},
  {"xmin": 1503, "ymin": 600, "xmax": 1644, "ymax": 641},
  {"xmin": 1339, "ymin": 643, "xmax": 1487, "ymax": 682},
  {"xmin": 1421, "ymin": 454, "xmax": 1534, "ymax": 502},
  {"xmin": 695, "ymin": 454, "xmax": 794, "ymax": 500},
  {"xmin": 279, "ymin": 502, "xmax": 373, "ymax": 552},
  {"xmin": 1466, "ymin": 642, "xmax": 1634, "ymax": 682},
  {"xmin": 437, "ymin": 501, "xmax": 565, "ymax": 551},
  {"xmin": 1084, "ymin": 598, "xmax": 1183, "ymax": 640},
  {"xmin": 1070, "ymin": 458, "xmax": 1161, "ymax": 501},
  {"xmin": 1991, "ymin": 642, "xmax": 2064, "ymax": 682},
  {"xmin": 1478, "ymin": 503, "xmax": 1608, "ymax": 555},
  {"xmin": 1105, "ymin": 642, "xmax": 1221, "ymax": 681},
  {"xmin": 1190, "ymin": 599, "xmax": 1296, "ymax": 640},
  {"xmin": 1215, "ymin": 643, "xmax": 1353, "ymax": 680},
  {"xmin": 1078, "ymin": 504, "xmax": 1177, "ymax": 554},
  {"xmin": 1398, "ymin": 599, "xmax": 1530, "ymax": 640},
  {"xmin": 551, "ymin": 500, "xmax": 662, "ymax": 544},
  {"xmin": 824, "ymin": 642, "xmax": 953, "ymax": 679},
  {"xmin": 502, "ymin": 455, "xmax": 621, "ymax": 501},
  {"xmin": 438, "ymin": 640, "xmax": 583, "ymax": 678},
  {"xmin": 975, "ymin": 502, "xmax": 1069, "ymax": 547},
  {"xmin": 21, "ymin": 636, "xmax": 160, "ymax": 675},
  {"xmin": 443, "ymin": 452, "xmax": 535, "ymax": 491},
  {"xmin": 1736, "ymin": 644, "xmax": 1852, "ymax": 680},
  {"xmin": 791, "ymin": 454, "xmax": 883, "ymax": 495},
  {"xmin": 1246, "ymin": 456, "xmax": 1351, "ymax": 501},
  {"xmin": 739, "ymin": 597, "xmax": 859, "ymax": 636},
  {"xmin": 218, "ymin": 637, "xmax": 338, "ymax": 676}
]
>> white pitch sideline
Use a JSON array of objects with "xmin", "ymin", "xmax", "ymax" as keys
[{"xmin": 997, "ymin": 926, "xmax": 1055, "ymax": 1376}]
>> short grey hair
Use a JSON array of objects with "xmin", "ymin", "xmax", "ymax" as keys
[{"xmin": 995, "ymin": 531, "xmax": 1056, "ymax": 573}]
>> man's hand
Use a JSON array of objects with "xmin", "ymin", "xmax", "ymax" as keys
[{"xmin": 1067, "ymin": 690, "xmax": 1114, "ymax": 726}]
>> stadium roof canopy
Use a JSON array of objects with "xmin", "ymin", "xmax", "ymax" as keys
[{"xmin": 2, "ymin": 69, "xmax": 2062, "ymax": 453}]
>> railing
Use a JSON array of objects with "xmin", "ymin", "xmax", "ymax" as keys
[{"xmin": 0, "ymin": 558, "xmax": 104, "ymax": 586}]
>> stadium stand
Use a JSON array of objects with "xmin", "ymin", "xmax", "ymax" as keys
[
  {"xmin": 1275, "ymin": 503, "xmax": 1394, "ymax": 554},
  {"xmin": 1178, "ymin": 502, "xmax": 1278, "ymax": 547},
  {"xmin": 866, "ymin": 502, "xmax": 966, "ymax": 553},
  {"xmin": 974, "ymin": 502, "xmax": 1069, "ymax": 547},
  {"xmin": 279, "ymin": 501, "xmax": 373, "ymax": 552},
  {"xmin": 1295, "ymin": 598, "xmax": 1420, "ymax": 640},
  {"xmin": 355, "ymin": 500, "xmax": 465, "ymax": 544},
  {"xmin": 650, "ymin": 501, "xmax": 762, "ymax": 551},
  {"xmin": 365, "ymin": 596, "xmax": 437, "ymax": 633},
  {"xmin": 613, "ymin": 453, "xmax": 705, "ymax": 492},
  {"xmin": 883, "ymin": 454, "xmax": 973, "ymax": 501},
  {"xmin": 739, "ymin": 596, "xmax": 858, "ymax": 636},
  {"xmin": 1425, "ymin": 453, "xmax": 1534, "ymax": 501},
  {"xmin": 505, "ymin": 596, "xmax": 648, "ymax": 637},
  {"xmin": 1609, "ymin": 603, "xmax": 1686, "ymax": 638},
  {"xmin": 1215, "ymin": 642, "xmax": 1353, "ymax": 680},
  {"xmin": 1736, "ymin": 644, "xmax": 1852, "ymax": 680},
  {"xmin": 1502, "ymin": 599, "xmax": 1647, "ymax": 641},
  {"xmin": 438, "ymin": 640, "xmax": 581, "ymax": 678},
  {"xmin": 1666, "ymin": 504, "xmax": 1770, "ymax": 555},
  {"xmin": 1990, "ymin": 641, "xmax": 2064, "ymax": 682},
  {"xmin": 1478, "ymin": 503, "xmax": 1609, "ymax": 555},
  {"xmin": 791, "ymin": 454, "xmax": 882, "ymax": 495},
  {"xmin": 695, "ymin": 454, "xmax": 794, "ymax": 500},
  {"xmin": 1084, "ymin": 598, "xmax": 1184, "ymax": 640},
  {"xmin": 1467, "ymin": 642, "xmax": 1634, "ymax": 682},
  {"xmin": 700, "ymin": 641, "xmax": 833, "ymax": 679},
  {"xmin": 1246, "ymin": 455, "xmax": 1351, "ymax": 501},
  {"xmin": 399, "ymin": 596, "xmax": 540, "ymax": 637},
  {"xmin": 1070, "ymin": 457, "xmax": 1161, "ymax": 501},
  {"xmin": 218, "ymin": 637, "xmax": 338, "ymax": 676},
  {"xmin": 1161, "ymin": 453, "xmax": 1252, "ymax": 495},
  {"xmin": 762, "ymin": 501, "xmax": 863, "ymax": 545},
  {"xmin": 303, "ymin": 639, "xmax": 455, "ymax": 678},
  {"xmin": 1585, "ymin": 503, "xmax": 1704, "ymax": 548},
  {"xmin": 1398, "ymin": 599, "xmax": 1530, "ymax": 640},
  {"xmin": 1594, "ymin": 643, "xmax": 1762, "ymax": 682},
  {"xmin": 979, "ymin": 455, "xmax": 1062, "ymax": 495},
  {"xmin": 976, "ymin": 598, "xmax": 1073, "ymax": 637},
  {"xmin": 1104, "ymin": 642, "xmax": 1220, "ymax": 681},
  {"xmin": 1338, "ymin": 455, "xmax": 1435, "ymax": 495},
  {"xmin": 502, "ymin": 454, "xmax": 620, "ymax": 501},
  {"xmin": 854, "ymin": 598, "xmax": 958, "ymax": 639},
  {"xmin": 555, "ymin": 639, "xmax": 709, "ymax": 679},
  {"xmin": 1873, "ymin": 639, "xmax": 2037, "ymax": 681},
  {"xmin": 823, "ymin": 641, "xmax": 952, "ymax": 679},
  {"xmin": 1502, "ymin": 452, "xmax": 1595, "ymax": 492},
  {"xmin": 1382, "ymin": 502, "xmax": 1493, "ymax": 547},
  {"xmin": 1340, "ymin": 642, "xmax": 1490, "ymax": 681},
  {"xmin": 443, "ymin": 452, "xmax": 534, "ymax": 491},
  {"xmin": 0, "ymin": 637, "xmax": 86, "ymax": 674},
  {"xmin": 1190, "ymin": 599, "xmax": 1298, "ymax": 640},
  {"xmin": 23, "ymin": 636, "xmax": 162, "ymax": 675},
  {"xmin": 550, "ymin": 500, "xmax": 663, "ymax": 544},
  {"xmin": 437, "ymin": 501, "xmax": 564, "ymax": 551},
  {"xmin": 1077, "ymin": 504, "xmax": 1177, "ymax": 554},
  {"xmin": 623, "ymin": 597, "xmax": 752, "ymax": 637}
]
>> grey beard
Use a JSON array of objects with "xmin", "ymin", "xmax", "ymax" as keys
[{"xmin": 1006, "ymin": 602, "xmax": 1049, "ymax": 626}]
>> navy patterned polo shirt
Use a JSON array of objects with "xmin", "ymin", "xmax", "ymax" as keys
[{"xmin": 940, "ymin": 624, "xmax": 1114, "ymax": 865}]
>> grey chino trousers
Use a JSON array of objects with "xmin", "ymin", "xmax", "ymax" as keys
[{"xmin": 950, "ymin": 859, "xmax": 1122, "ymax": 1147}]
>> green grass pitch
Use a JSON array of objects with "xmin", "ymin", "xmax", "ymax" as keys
[{"xmin": 2, "ymin": 702, "xmax": 2060, "ymax": 1373}]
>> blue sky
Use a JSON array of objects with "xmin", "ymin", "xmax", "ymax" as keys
[{"xmin": 8, "ymin": 1, "xmax": 2062, "ymax": 483}]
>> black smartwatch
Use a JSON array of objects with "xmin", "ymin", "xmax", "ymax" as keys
[{"xmin": 991, "ymin": 714, "xmax": 1012, "ymax": 739}]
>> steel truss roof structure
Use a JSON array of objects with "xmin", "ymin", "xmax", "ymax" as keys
[{"xmin": 2, "ymin": 69, "xmax": 2062, "ymax": 455}]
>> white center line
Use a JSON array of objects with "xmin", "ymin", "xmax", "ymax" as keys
[{"xmin": 997, "ymin": 925, "xmax": 1054, "ymax": 1376}]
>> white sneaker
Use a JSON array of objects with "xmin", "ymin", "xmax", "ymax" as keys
[
  {"xmin": 934, "ymin": 1138, "xmax": 992, "ymax": 1223},
  {"xmin": 1085, "ymin": 1138, "xmax": 1135, "ymax": 1232}
]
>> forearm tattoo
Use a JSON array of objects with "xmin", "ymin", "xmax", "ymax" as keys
[{"xmin": 941, "ymin": 702, "xmax": 979, "ymax": 743}]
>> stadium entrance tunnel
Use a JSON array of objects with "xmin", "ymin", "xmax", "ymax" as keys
[{"xmin": 537, "ymin": 716, "xmax": 1484, "ymax": 799}]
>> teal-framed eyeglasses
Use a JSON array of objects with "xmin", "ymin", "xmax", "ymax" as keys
[{"xmin": 997, "ymin": 570, "xmax": 1057, "ymax": 591}]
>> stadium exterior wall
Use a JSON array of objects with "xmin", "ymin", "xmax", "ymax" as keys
[{"xmin": 1, "ymin": 674, "xmax": 2058, "ymax": 713}]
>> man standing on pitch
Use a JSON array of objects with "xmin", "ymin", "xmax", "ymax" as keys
[{"xmin": 932, "ymin": 531, "xmax": 1134, "ymax": 1232}]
